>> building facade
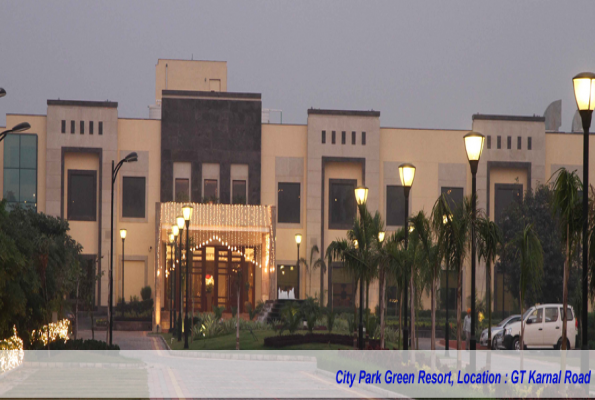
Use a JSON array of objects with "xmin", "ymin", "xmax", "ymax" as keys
[{"xmin": 0, "ymin": 59, "xmax": 588, "ymax": 330}]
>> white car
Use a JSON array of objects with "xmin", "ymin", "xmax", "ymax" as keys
[{"xmin": 502, "ymin": 304, "xmax": 577, "ymax": 350}]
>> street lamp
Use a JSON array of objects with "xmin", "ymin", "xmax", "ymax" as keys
[
  {"xmin": 398, "ymin": 163, "xmax": 415, "ymax": 351},
  {"xmin": 378, "ymin": 231, "xmax": 385, "ymax": 243},
  {"xmin": 0, "ymin": 122, "xmax": 31, "ymax": 143},
  {"xmin": 109, "ymin": 152, "xmax": 137, "ymax": 346},
  {"xmin": 120, "ymin": 229, "xmax": 127, "ymax": 310},
  {"xmin": 0, "ymin": 88, "xmax": 5, "ymax": 98},
  {"xmin": 295, "ymin": 234, "xmax": 302, "ymax": 299},
  {"xmin": 464, "ymin": 131, "xmax": 485, "ymax": 354},
  {"xmin": 354, "ymin": 185, "xmax": 368, "ymax": 350},
  {"xmin": 573, "ymin": 72, "xmax": 595, "ymax": 350},
  {"xmin": 182, "ymin": 205, "xmax": 193, "ymax": 349},
  {"xmin": 176, "ymin": 215, "xmax": 185, "ymax": 341},
  {"xmin": 169, "ymin": 232, "xmax": 176, "ymax": 332}
]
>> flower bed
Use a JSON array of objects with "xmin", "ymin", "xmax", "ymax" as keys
[{"xmin": 264, "ymin": 333, "xmax": 379, "ymax": 348}]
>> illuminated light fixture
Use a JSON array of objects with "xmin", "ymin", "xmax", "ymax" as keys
[
  {"xmin": 354, "ymin": 186, "xmax": 368, "ymax": 206},
  {"xmin": 280, "ymin": 265, "xmax": 284, "ymax": 269},
  {"xmin": 398, "ymin": 163, "xmax": 416, "ymax": 188},
  {"xmin": 282, "ymin": 271, "xmax": 285, "ymax": 275},
  {"xmin": 295, "ymin": 234, "xmax": 302, "ymax": 244},
  {"xmin": 378, "ymin": 231, "xmax": 385, "ymax": 243},
  {"xmin": 573, "ymin": 72, "xmax": 595, "ymax": 111},
  {"xmin": 463, "ymin": 131, "xmax": 485, "ymax": 169},
  {"xmin": 354, "ymin": 239, "xmax": 359, "ymax": 249},
  {"xmin": 172, "ymin": 225, "xmax": 179, "ymax": 237},
  {"xmin": 290, "ymin": 266, "xmax": 294, "ymax": 271},
  {"xmin": 409, "ymin": 224, "xmax": 415, "ymax": 233},
  {"xmin": 182, "ymin": 205, "xmax": 193, "ymax": 222},
  {"xmin": 176, "ymin": 215, "xmax": 185, "ymax": 230},
  {"xmin": 169, "ymin": 233, "xmax": 175, "ymax": 243}
]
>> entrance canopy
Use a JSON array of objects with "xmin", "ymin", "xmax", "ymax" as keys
[{"xmin": 154, "ymin": 202, "xmax": 276, "ymax": 328}]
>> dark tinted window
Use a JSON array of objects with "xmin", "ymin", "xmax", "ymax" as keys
[
  {"xmin": 321, "ymin": 130, "xmax": 326, "ymax": 144},
  {"xmin": 98, "ymin": 121, "xmax": 103, "ymax": 135},
  {"xmin": 507, "ymin": 136, "xmax": 511, "ymax": 149},
  {"xmin": 352, "ymin": 131, "xmax": 356, "ymax": 145},
  {"xmin": 362, "ymin": 131, "xmax": 366, "ymax": 145},
  {"xmin": 80, "ymin": 121, "xmax": 84, "ymax": 134},
  {"xmin": 560, "ymin": 307, "xmax": 573, "ymax": 321},
  {"xmin": 175, "ymin": 178, "xmax": 190, "ymax": 202},
  {"xmin": 89, "ymin": 121, "xmax": 94, "ymax": 134},
  {"xmin": 61, "ymin": 120, "xmax": 66, "ymax": 134},
  {"xmin": 487, "ymin": 135, "xmax": 491, "ymax": 149},
  {"xmin": 441, "ymin": 187, "xmax": 464, "ymax": 211},
  {"xmin": 545, "ymin": 307, "xmax": 558, "ymax": 323},
  {"xmin": 122, "ymin": 176, "xmax": 146, "ymax": 218},
  {"xmin": 341, "ymin": 131, "xmax": 346, "ymax": 144},
  {"xmin": 528, "ymin": 137, "xmax": 532, "ymax": 150},
  {"xmin": 232, "ymin": 180, "xmax": 247, "ymax": 204},
  {"xmin": 517, "ymin": 136, "xmax": 521, "ymax": 149},
  {"xmin": 329, "ymin": 180, "xmax": 356, "ymax": 229},
  {"xmin": 204, "ymin": 179, "xmax": 218, "ymax": 200},
  {"xmin": 332, "ymin": 131, "xmax": 336, "ymax": 144},
  {"xmin": 68, "ymin": 170, "xmax": 96, "ymax": 221},
  {"xmin": 71, "ymin": 120, "xmax": 75, "ymax": 134},
  {"xmin": 332, "ymin": 263, "xmax": 354, "ymax": 309},
  {"xmin": 3, "ymin": 134, "xmax": 37, "ymax": 210},
  {"xmin": 495, "ymin": 184, "xmax": 522, "ymax": 225},
  {"xmin": 497, "ymin": 136, "xmax": 501, "ymax": 149},
  {"xmin": 386, "ymin": 185, "xmax": 406, "ymax": 226},
  {"xmin": 278, "ymin": 182, "xmax": 300, "ymax": 223}
]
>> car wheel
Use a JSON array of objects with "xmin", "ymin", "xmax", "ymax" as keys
[
  {"xmin": 512, "ymin": 337, "xmax": 520, "ymax": 351},
  {"xmin": 557, "ymin": 338, "xmax": 571, "ymax": 351},
  {"xmin": 492, "ymin": 340, "xmax": 498, "ymax": 350}
]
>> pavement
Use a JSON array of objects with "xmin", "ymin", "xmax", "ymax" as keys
[{"xmin": 75, "ymin": 329, "xmax": 166, "ymax": 350}]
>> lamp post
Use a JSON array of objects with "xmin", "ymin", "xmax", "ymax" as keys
[
  {"xmin": 354, "ymin": 186, "xmax": 368, "ymax": 350},
  {"xmin": 464, "ymin": 132, "xmax": 485, "ymax": 355},
  {"xmin": 573, "ymin": 72, "xmax": 595, "ymax": 350},
  {"xmin": 120, "ymin": 229, "xmax": 127, "ymax": 310},
  {"xmin": 442, "ymin": 213, "xmax": 451, "ymax": 352},
  {"xmin": 182, "ymin": 205, "xmax": 193, "ymax": 349},
  {"xmin": 295, "ymin": 234, "xmax": 302, "ymax": 299},
  {"xmin": 0, "ymin": 122, "xmax": 31, "ymax": 143},
  {"xmin": 109, "ymin": 152, "xmax": 138, "ymax": 346},
  {"xmin": 398, "ymin": 163, "xmax": 415, "ymax": 351},
  {"xmin": 176, "ymin": 215, "xmax": 185, "ymax": 341},
  {"xmin": 169, "ymin": 232, "xmax": 176, "ymax": 332},
  {"xmin": 0, "ymin": 88, "xmax": 6, "ymax": 98}
]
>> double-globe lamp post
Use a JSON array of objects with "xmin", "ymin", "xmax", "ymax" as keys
[
  {"xmin": 120, "ymin": 229, "xmax": 127, "ymax": 309},
  {"xmin": 0, "ymin": 88, "xmax": 31, "ymax": 143},
  {"xmin": 398, "ymin": 164, "xmax": 416, "ymax": 351},
  {"xmin": 109, "ymin": 152, "xmax": 138, "ymax": 346},
  {"xmin": 463, "ymin": 131, "xmax": 485, "ymax": 355},
  {"xmin": 183, "ymin": 205, "xmax": 193, "ymax": 349},
  {"xmin": 176, "ymin": 216, "xmax": 185, "ymax": 341},
  {"xmin": 354, "ymin": 186, "xmax": 369, "ymax": 350},
  {"xmin": 573, "ymin": 72, "xmax": 595, "ymax": 350},
  {"xmin": 295, "ymin": 234, "xmax": 302, "ymax": 299}
]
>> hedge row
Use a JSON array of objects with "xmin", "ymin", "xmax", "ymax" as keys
[{"xmin": 264, "ymin": 333, "xmax": 379, "ymax": 348}]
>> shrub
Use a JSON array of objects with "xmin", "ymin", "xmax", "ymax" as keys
[
  {"xmin": 325, "ymin": 308, "xmax": 337, "ymax": 333},
  {"xmin": 36, "ymin": 339, "xmax": 119, "ymax": 350},
  {"xmin": 140, "ymin": 286, "xmax": 152, "ymax": 301},
  {"xmin": 264, "ymin": 333, "xmax": 380, "ymax": 348},
  {"xmin": 212, "ymin": 306, "xmax": 224, "ymax": 321},
  {"xmin": 301, "ymin": 297, "xmax": 321, "ymax": 334},
  {"xmin": 231, "ymin": 306, "xmax": 237, "ymax": 318},
  {"xmin": 281, "ymin": 303, "xmax": 302, "ymax": 334}
]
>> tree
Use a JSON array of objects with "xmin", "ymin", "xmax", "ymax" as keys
[
  {"xmin": 298, "ymin": 245, "xmax": 325, "ymax": 305},
  {"xmin": 385, "ymin": 228, "xmax": 408, "ymax": 347},
  {"xmin": 514, "ymin": 223, "xmax": 543, "ymax": 350},
  {"xmin": 551, "ymin": 168, "xmax": 582, "ymax": 350},
  {"xmin": 476, "ymin": 215, "xmax": 502, "ymax": 349}
]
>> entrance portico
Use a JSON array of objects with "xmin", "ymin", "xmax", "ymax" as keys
[{"xmin": 154, "ymin": 202, "xmax": 276, "ymax": 330}]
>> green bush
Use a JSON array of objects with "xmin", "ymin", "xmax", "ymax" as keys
[
  {"xmin": 301, "ymin": 297, "xmax": 321, "ymax": 334},
  {"xmin": 33, "ymin": 339, "xmax": 120, "ymax": 350},
  {"xmin": 212, "ymin": 305, "xmax": 224, "ymax": 320},
  {"xmin": 140, "ymin": 286, "xmax": 152, "ymax": 301},
  {"xmin": 281, "ymin": 303, "xmax": 302, "ymax": 334},
  {"xmin": 325, "ymin": 308, "xmax": 337, "ymax": 333}
]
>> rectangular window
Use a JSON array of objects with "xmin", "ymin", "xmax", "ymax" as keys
[
  {"xmin": 341, "ymin": 131, "xmax": 346, "ymax": 144},
  {"xmin": 362, "ymin": 131, "xmax": 366, "ymax": 145},
  {"xmin": 545, "ymin": 307, "xmax": 558, "ymax": 323},
  {"xmin": 175, "ymin": 178, "xmax": 190, "ymax": 202},
  {"xmin": 441, "ymin": 187, "xmax": 464, "ymax": 211},
  {"xmin": 332, "ymin": 263, "xmax": 354, "ymax": 309},
  {"xmin": 487, "ymin": 135, "xmax": 491, "ymax": 149},
  {"xmin": 278, "ymin": 182, "xmax": 300, "ymax": 223},
  {"xmin": 528, "ymin": 137, "xmax": 532, "ymax": 150},
  {"xmin": 497, "ymin": 136, "xmax": 501, "ymax": 149},
  {"xmin": 203, "ymin": 179, "xmax": 218, "ymax": 200},
  {"xmin": 232, "ymin": 180, "xmax": 247, "ymax": 205},
  {"xmin": 89, "ymin": 121, "xmax": 94, "ymax": 135},
  {"xmin": 71, "ymin": 120, "xmax": 75, "ymax": 134},
  {"xmin": 67, "ymin": 170, "xmax": 97, "ymax": 221},
  {"xmin": 321, "ymin": 130, "xmax": 326, "ymax": 144},
  {"xmin": 386, "ymin": 185, "xmax": 406, "ymax": 226},
  {"xmin": 495, "ymin": 183, "xmax": 523, "ymax": 225},
  {"xmin": 507, "ymin": 136, "xmax": 511, "ymax": 149},
  {"xmin": 517, "ymin": 136, "xmax": 521, "ymax": 149},
  {"xmin": 122, "ymin": 176, "xmax": 146, "ymax": 218},
  {"xmin": 80, "ymin": 121, "xmax": 84, "ymax": 134},
  {"xmin": 352, "ymin": 131, "xmax": 356, "ymax": 145},
  {"xmin": 560, "ymin": 307, "xmax": 573, "ymax": 321},
  {"xmin": 98, "ymin": 121, "xmax": 103, "ymax": 135},
  {"xmin": 61, "ymin": 120, "xmax": 66, "ymax": 134},
  {"xmin": 3, "ymin": 134, "xmax": 38, "ymax": 210},
  {"xmin": 329, "ymin": 179, "xmax": 356, "ymax": 229},
  {"xmin": 332, "ymin": 131, "xmax": 336, "ymax": 144}
]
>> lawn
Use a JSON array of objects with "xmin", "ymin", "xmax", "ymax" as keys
[{"xmin": 160, "ymin": 330, "xmax": 355, "ymax": 350}]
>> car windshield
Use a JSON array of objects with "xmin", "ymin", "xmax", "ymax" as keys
[
  {"xmin": 522, "ymin": 308, "xmax": 534, "ymax": 320},
  {"xmin": 497, "ymin": 316, "xmax": 514, "ymax": 327}
]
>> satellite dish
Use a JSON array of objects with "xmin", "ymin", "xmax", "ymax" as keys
[
  {"xmin": 544, "ymin": 100, "xmax": 561, "ymax": 131},
  {"xmin": 572, "ymin": 110, "xmax": 583, "ymax": 132}
]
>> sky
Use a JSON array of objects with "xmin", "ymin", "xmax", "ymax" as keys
[{"xmin": 1, "ymin": 1, "xmax": 594, "ymax": 130}]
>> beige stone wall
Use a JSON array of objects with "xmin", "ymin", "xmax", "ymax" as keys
[{"xmin": 155, "ymin": 59, "xmax": 227, "ymax": 102}]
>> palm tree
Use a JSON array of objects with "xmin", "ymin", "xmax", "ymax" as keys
[
  {"xmin": 433, "ymin": 194, "xmax": 472, "ymax": 350},
  {"xmin": 551, "ymin": 168, "xmax": 582, "ymax": 350},
  {"xmin": 514, "ymin": 223, "xmax": 543, "ymax": 350},
  {"xmin": 385, "ymin": 228, "xmax": 408, "ymax": 347},
  {"xmin": 298, "ymin": 245, "xmax": 325, "ymax": 303},
  {"xmin": 476, "ymin": 215, "xmax": 502, "ymax": 350}
]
